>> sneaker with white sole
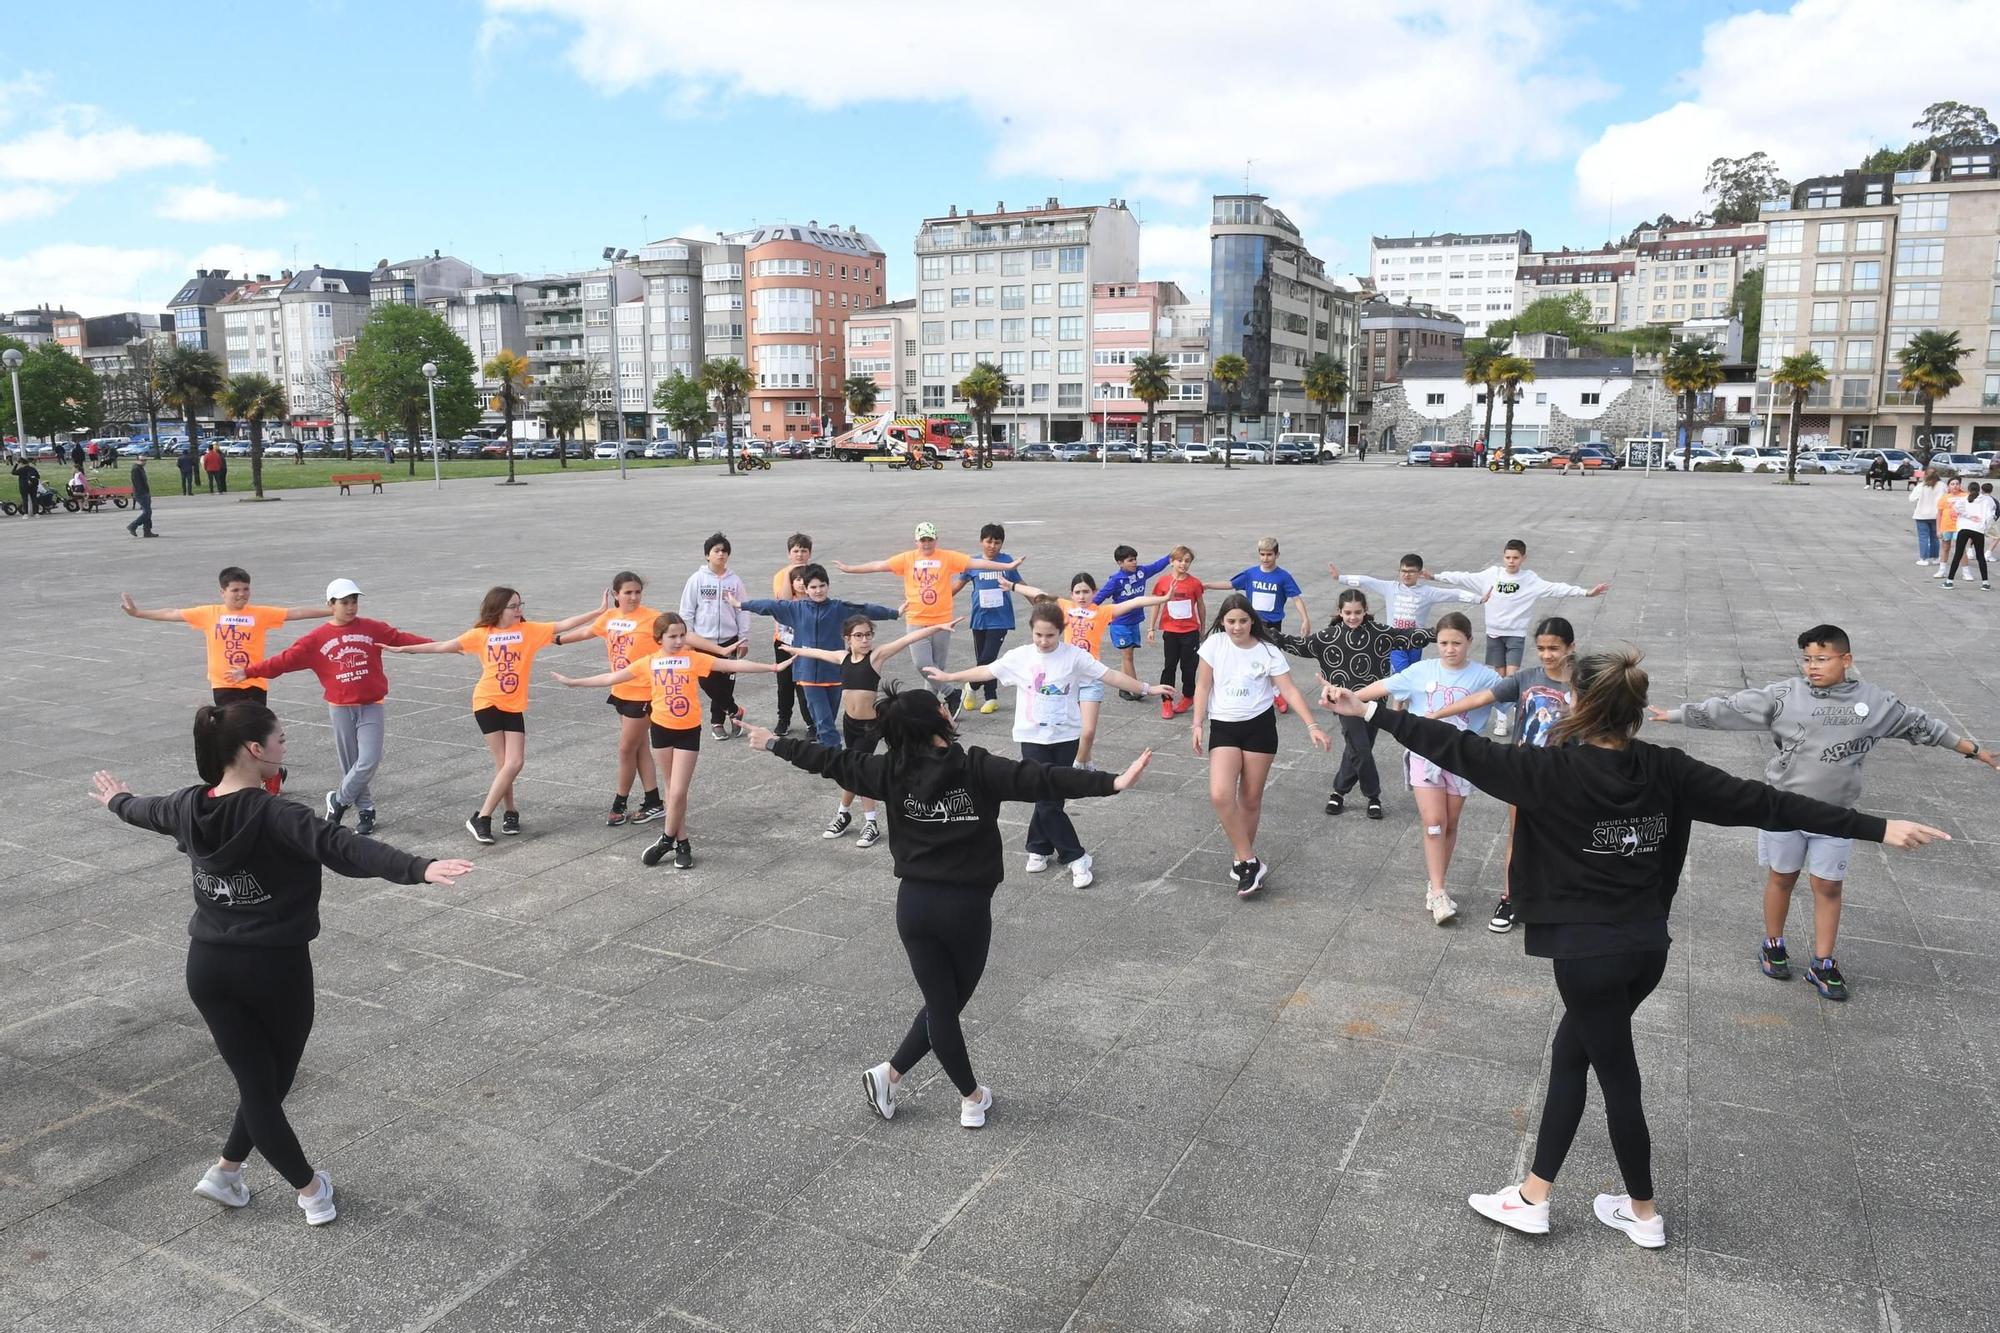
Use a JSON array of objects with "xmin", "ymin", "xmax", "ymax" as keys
[
  {"xmin": 1024, "ymin": 852, "xmax": 1052, "ymax": 873},
  {"xmin": 959, "ymin": 1086, "xmax": 992, "ymax": 1129},
  {"xmin": 961, "ymin": 687, "xmax": 977, "ymax": 714},
  {"xmin": 856, "ymin": 820, "xmax": 882, "ymax": 849},
  {"xmin": 297, "ymin": 1170, "xmax": 336, "ymax": 1226},
  {"xmin": 1235, "ymin": 858, "xmax": 1269, "ymax": 898},
  {"xmin": 1069, "ymin": 854, "xmax": 1094, "ymax": 889},
  {"xmin": 1593, "ymin": 1193, "xmax": 1666, "ymax": 1248},
  {"xmin": 324, "ymin": 791, "xmax": 348, "ymax": 826},
  {"xmin": 1427, "ymin": 890, "xmax": 1458, "ymax": 925},
  {"xmin": 823, "ymin": 809, "xmax": 853, "ymax": 839},
  {"xmin": 861, "ymin": 1062, "xmax": 897, "ymax": 1120},
  {"xmin": 1488, "ymin": 897, "xmax": 1516, "ymax": 933},
  {"xmin": 1468, "ymin": 1182, "xmax": 1549, "ymax": 1235},
  {"xmin": 193, "ymin": 1164, "xmax": 249, "ymax": 1208}
]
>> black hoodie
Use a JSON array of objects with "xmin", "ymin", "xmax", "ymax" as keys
[
  {"xmin": 769, "ymin": 738, "xmax": 1118, "ymax": 889},
  {"xmin": 109, "ymin": 787, "xmax": 432, "ymax": 946},
  {"xmin": 1372, "ymin": 709, "xmax": 1887, "ymax": 925}
]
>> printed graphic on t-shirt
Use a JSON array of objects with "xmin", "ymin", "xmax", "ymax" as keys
[
  {"xmin": 1514, "ymin": 682, "xmax": 1573, "ymax": 749},
  {"xmin": 484, "ymin": 630, "xmax": 526, "ymax": 695},
  {"xmin": 650, "ymin": 655, "xmax": 699, "ymax": 721},
  {"xmin": 1495, "ymin": 580, "xmax": 1522, "ymax": 596}
]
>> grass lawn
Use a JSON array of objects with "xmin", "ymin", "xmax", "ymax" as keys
[{"xmin": 140, "ymin": 455, "xmax": 719, "ymax": 493}]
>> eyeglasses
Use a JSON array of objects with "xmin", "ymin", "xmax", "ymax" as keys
[
  {"xmin": 506, "ymin": 600, "xmax": 524, "ymax": 610},
  {"xmin": 1799, "ymin": 655, "xmax": 1844, "ymax": 666}
]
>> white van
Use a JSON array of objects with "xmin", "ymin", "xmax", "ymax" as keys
[{"xmin": 1277, "ymin": 431, "xmax": 1339, "ymax": 461}]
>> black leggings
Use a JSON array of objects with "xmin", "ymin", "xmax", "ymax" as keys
[
  {"xmin": 1332, "ymin": 711, "xmax": 1380, "ymax": 799},
  {"xmin": 1947, "ymin": 530, "xmax": 1989, "ymax": 581},
  {"xmin": 772, "ymin": 643, "xmax": 810, "ymax": 730},
  {"xmin": 1159, "ymin": 630, "xmax": 1198, "ymax": 697},
  {"xmin": 185, "ymin": 940, "xmax": 316, "ymax": 1188},
  {"xmin": 890, "ymin": 878, "xmax": 993, "ymax": 1096},
  {"xmin": 972, "ymin": 629, "xmax": 1008, "ymax": 701},
  {"xmin": 1531, "ymin": 949, "xmax": 1668, "ymax": 1200},
  {"xmin": 698, "ymin": 636, "xmax": 740, "ymax": 723}
]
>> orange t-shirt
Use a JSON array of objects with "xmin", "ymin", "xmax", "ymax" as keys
[
  {"xmin": 181, "ymin": 604, "xmax": 290, "ymax": 689},
  {"xmin": 1939, "ymin": 493, "xmax": 1962, "ymax": 534},
  {"xmin": 771, "ymin": 564, "xmax": 805, "ymax": 642},
  {"xmin": 633, "ymin": 649, "xmax": 715, "ymax": 729},
  {"xmin": 1059, "ymin": 598, "xmax": 1110, "ymax": 659},
  {"xmin": 887, "ymin": 548, "xmax": 973, "ymax": 626},
  {"xmin": 456, "ymin": 621, "xmax": 558, "ymax": 713},
  {"xmin": 589, "ymin": 607, "xmax": 661, "ymax": 703}
]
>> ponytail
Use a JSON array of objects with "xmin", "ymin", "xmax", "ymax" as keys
[
  {"xmin": 1550, "ymin": 647, "xmax": 1647, "ymax": 747},
  {"xmin": 193, "ymin": 703, "xmax": 278, "ymax": 784},
  {"xmin": 875, "ymin": 682, "xmax": 957, "ymax": 754}
]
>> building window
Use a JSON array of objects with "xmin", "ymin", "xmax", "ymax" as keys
[
  {"xmin": 1424, "ymin": 392, "xmax": 1444, "ymax": 406},
  {"xmin": 950, "ymin": 320, "xmax": 971, "ymax": 339},
  {"xmin": 1001, "ymin": 352, "xmax": 1023, "ymax": 374},
  {"xmin": 1031, "ymin": 383, "xmax": 1050, "ymax": 402},
  {"xmin": 1847, "ymin": 299, "xmax": 1878, "ymax": 332},
  {"xmin": 975, "ymin": 286, "xmax": 996, "ymax": 307},
  {"xmin": 1818, "ymin": 222, "xmax": 1848, "ymax": 253},
  {"xmin": 952, "ymin": 352, "xmax": 971, "ymax": 371},
  {"xmin": 1002, "ymin": 251, "xmax": 1025, "ymax": 276},
  {"xmin": 1032, "ymin": 284, "xmax": 1052, "ymax": 305},
  {"xmin": 1890, "ymin": 283, "xmax": 1940, "ymax": 321},
  {"xmin": 1031, "ymin": 317, "xmax": 1051, "ymax": 339},
  {"xmin": 1895, "ymin": 239, "xmax": 1944, "ymax": 277},
  {"xmin": 1032, "ymin": 250, "xmax": 1052, "ymax": 270},
  {"xmin": 1764, "ymin": 260, "xmax": 1799, "ymax": 294},
  {"xmin": 1899, "ymin": 193, "xmax": 1948, "ymax": 232},
  {"xmin": 921, "ymin": 289, "xmax": 944, "ymax": 313},
  {"xmin": 1851, "ymin": 261, "xmax": 1881, "ymax": 292},
  {"xmin": 1058, "ymin": 316, "xmax": 1083, "ymax": 340},
  {"xmin": 922, "ymin": 354, "xmax": 944, "ymax": 375},
  {"xmin": 1843, "ymin": 341, "xmax": 1874, "ymax": 371},
  {"xmin": 975, "ymin": 253, "xmax": 996, "ymax": 274},
  {"xmin": 1057, "ymin": 382, "xmax": 1083, "ymax": 407},
  {"xmin": 1001, "ymin": 318, "xmax": 1024, "ymax": 342},
  {"xmin": 951, "ymin": 287, "xmax": 971, "ymax": 307},
  {"xmin": 1810, "ymin": 301, "xmax": 1840, "ymax": 333},
  {"xmin": 950, "ymin": 254, "xmax": 972, "ymax": 275},
  {"xmin": 1813, "ymin": 263, "xmax": 1843, "ymax": 293},
  {"xmin": 1058, "ymin": 349, "xmax": 1082, "ymax": 374},
  {"xmin": 922, "ymin": 322, "xmax": 945, "ymax": 345},
  {"xmin": 1001, "ymin": 285, "xmax": 1024, "ymax": 309},
  {"xmin": 922, "ymin": 385, "xmax": 945, "ymax": 408},
  {"xmin": 1581, "ymin": 392, "xmax": 1600, "ymax": 406},
  {"xmin": 921, "ymin": 257, "xmax": 944, "ymax": 280},
  {"xmin": 1057, "ymin": 283, "xmax": 1083, "ymax": 308},
  {"xmin": 1058, "ymin": 247, "xmax": 1085, "ymax": 273},
  {"xmin": 1767, "ymin": 220, "xmax": 1803, "ymax": 253},
  {"xmin": 1852, "ymin": 220, "xmax": 1885, "ymax": 251}
]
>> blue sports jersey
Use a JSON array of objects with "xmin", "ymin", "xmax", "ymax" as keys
[
  {"xmin": 1229, "ymin": 565, "xmax": 1303, "ymax": 626},
  {"xmin": 1094, "ymin": 554, "xmax": 1171, "ymax": 626}
]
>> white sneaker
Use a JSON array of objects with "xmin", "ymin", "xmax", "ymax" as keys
[
  {"xmin": 1024, "ymin": 852, "xmax": 1052, "ymax": 873},
  {"xmin": 959, "ymin": 1086, "xmax": 992, "ymax": 1129},
  {"xmin": 296, "ymin": 1170, "xmax": 336, "ymax": 1226},
  {"xmin": 1917, "ymin": 557, "xmax": 1932, "ymax": 564},
  {"xmin": 1427, "ymin": 890, "xmax": 1458, "ymax": 925},
  {"xmin": 1069, "ymin": 854, "xmax": 1094, "ymax": 889},
  {"xmin": 1468, "ymin": 1182, "xmax": 1549, "ymax": 1235},
  {"xmin": 1933, "ymin": 567, "xmax": 1947, "ymax": 578},
  {"xmin": 193, "ymin": 1164, "xmax": 249, "ymax": 1208},
  {"xmin": 1593, "ymin": 1193, "xmax": 1666, "ymax": 1248},
  {"xmin": 861, "ymin": 1062, "xmax": 897, "ymax": 1120}
]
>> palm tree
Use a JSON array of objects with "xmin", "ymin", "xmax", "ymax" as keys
[
  {"xmin": 216, "ymin": 373, "xmax": 287, "ymax": 500},
  {"xmin": 1491, "ymin": 355, "xmax": 1535, "ymax": 469},
  {"xmin": 1897, "ymin": 329, "xmax": 1970, "ymax": 464},
  {"xmin": 842, "ymin": 373, "xmax": 879, "ymax": 426},
  {"xmin": 1662, "ymin": 336, "xmax": 1724, "ymax": 471},
  {"xmin": 699, "ymin": 357, "xmax": 752, "ymax": 476},
  {"xmin": 1128, "ymin": 352, "xmax": 1173, "ymax": 458},
  {"xmin": 1211, "ymin": 353, "xmax": 1249, "ymax": 471},
  {"xmin": 1461, "ymin": 342, "xmax": 1500, "ymax": 462},
  {"xmin": 1771, "ymin": 351, "xmax": 1830, "ymax": 483},
  {"xmin": 154, "ymin": 343, "xmax": 225, "ymax": 465},
  {"xmin": 957, "ymin": 362, "xmax": 1007, "ymax": 465},
  {"xmin": 483, "ymin": 350, "xmax": 532, "ymax": 484},
  {"xmin": 1302, "ymin": 353, "xmax": 1349, "ymax": 460}
]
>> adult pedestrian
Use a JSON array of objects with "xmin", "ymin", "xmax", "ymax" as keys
[
  {"xmin": 70, "ymin": 441, "xmax": 86, "ymax": 476},
  {"xmin": 746, "ymin": 688, "xmax": 1153, "ymax": 1128},
  {"xmin": 216, "ymin": 445, "xmax": 230, "ymax": 494},
  {"xmin": 203, "ymin": 443, "xmax": 224, "ymax": 494},
  {"xmin": 178, "ymin": 444, "xmax": 198, "ymax": 496},
  {"xmin": 1322, "ymin": 650, "xmax": 1945, "ymax": 1250},
  {"xmin": 91, "ymin": 702, "xmax": 474, "ymax": 1226},
  {"xmin": 1909, "ymin": 468, "xmax": 1943, "ymax": 564},
  {"xmin": 9, "ymin": 454, "xmax": 38, "ymax": 518},
  {"xmin": 126, "ymin": 455, "xmax": 157, "ymax": 537}
]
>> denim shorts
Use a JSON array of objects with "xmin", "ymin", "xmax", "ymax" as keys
[{"xmin": 1077, "ymin": 678, "xmax": 1105, "ymax": 704}]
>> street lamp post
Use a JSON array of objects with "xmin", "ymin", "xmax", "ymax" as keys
[
  {"xmin": 422, "ymin": 361, "xmax": 442, "ymax": 491},
  {"xmin": 3, "ymin": 349, "xmax": 25, "ymax": 456},
  {"xmin": 602, "ymin": 247, "xmax": 629, "ymax": 480}
]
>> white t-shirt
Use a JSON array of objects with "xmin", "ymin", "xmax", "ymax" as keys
[
  {"xmin": 989, "ymin": 641, "xmax": 1108, "ymax": 745},
  {"xmin": 1197, "ymin": 634, "xmax": 1290, "ymax": 722}
]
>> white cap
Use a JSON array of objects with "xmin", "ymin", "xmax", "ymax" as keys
[{"xmin": 325, "ymin": 578, "xmax": 362, "ymax": 600}]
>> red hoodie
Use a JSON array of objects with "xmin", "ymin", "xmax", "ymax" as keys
[{"xmin": 242, "ymin": 617, "xmax": 431, "ymax": 706}]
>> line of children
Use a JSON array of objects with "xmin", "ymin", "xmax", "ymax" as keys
[
  {"xmin": 836, "ymin": 521, "xmax": 1021, "ymax": 717},
  {"xmin": 1423, "ymin": 539, "xmax": 1608, "ymax": 736}
]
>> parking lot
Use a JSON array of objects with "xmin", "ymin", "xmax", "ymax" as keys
[{"xmin": 2, "ymin": 460, "xmax": 1996, "ymax": 1332}]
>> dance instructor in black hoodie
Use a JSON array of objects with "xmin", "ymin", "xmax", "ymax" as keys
[
  {"xmin": 1323, "ymin": 649, "xmax": 1945, "ymax": 1250},
  {"xmin": 746, "ymin": 686, "xmax": 1151, "ymax": 1130},
  {"xmin": 91, "ymin": 703, "xmax": 474, "ymax": 1225}
]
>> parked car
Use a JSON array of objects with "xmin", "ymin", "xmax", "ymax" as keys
[
  {"xmin": 1223, "ymin": 442, "xmax": 1272, "ymax": 464},
  {"xmin": 1429, "ymin": 442, "xmax": 1477, "ymax": 468},
  {"xmin": 1802, "ymin": 449, "xmax": 1864, "ymax": 474},
  {"xmin": 1851, "ymin": 448, "xmax": 1919, "ymax": 479},
  {"xmin": 1404, "ymin": 444, "xmax": 1435, "ymax": 467},
  {"xmin": 1974, "ymin": 451, "xmax": 2000, "ymax": 476},
  {"xmin": 218, "ymin": 441, "xmax": 252, "ymax": 457},
  {"xmin": 644, "ymin": 440, "xmax": 683, "ymax": 460},
  {"xmin": 1276, "ymin": 431, "xmax": 1335, "ymax": 462},
  {"xmin": 1101, "ymin": 443, "xmax": 1143, "ymax": 463},
  {"xmin": 1018, "ymin": 443, "xmax": 1059, "ymax": 463},
  {"xmin": 593, "ymin": 441, "xmax": 645, "ymax": 460},
  {"xmin": 987, "ymin": 441, "xmax": 1016, "ymax": 461},
  {"xmin": 117, "ymin": 440, "xmax": 159, "ymax": 459},
  {"xmin": 1167, "ymin": 443, "xmax": 1212, "ymax": 463},
  {"xmin": 1662, "ymin": 447, "xmax": 1727, "ymax": 471},
  {"xmin": 772, "ymin": 440, "xmax": 810, "ymax": 459},
  {"xmin": 526, "ymin": 442, "xmax": 559, "ymax": 458},
  {"xmin": 1051, "ymin": 443, "xmax": 1093, "ymax": 463},
  {"xmin": 1931, "ymin": 451, "xmax": 1990, "ymax": 477},
  {"xmin": 1272, "ymin": 442, "xmax": 1310, "ymax": 465}
]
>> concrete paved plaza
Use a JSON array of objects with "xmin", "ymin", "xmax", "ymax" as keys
[{"xmin": 1, "ymin": 459, "xmax": 1995, "ymax": 1333}]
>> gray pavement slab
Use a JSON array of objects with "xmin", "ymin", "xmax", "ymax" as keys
[{"xmin": 2, "ymin": 461, "xmax": 1996, "ymax": 1329}]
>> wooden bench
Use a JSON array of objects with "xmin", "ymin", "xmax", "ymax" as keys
[
  {"xmin": 332, "ymin": 472, "xmax": 384, "ymax": 495},
  {"xmin": 82, "ymin": 485, "xmax": 132, "ymax": 512}
]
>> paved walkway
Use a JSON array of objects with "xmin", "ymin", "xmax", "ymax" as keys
[{"xmin": 1, "ymin": 462, "xmax": 1994, "ymax": 1332}]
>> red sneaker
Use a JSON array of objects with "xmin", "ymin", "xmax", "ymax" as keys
[
  {"xmin": 1159, "ymin": 697, "xmax": 1174, "ymax": 720},
  {"xmin": 1173, "ymin": 697, "xmax": 1192, "ymax": 715}
]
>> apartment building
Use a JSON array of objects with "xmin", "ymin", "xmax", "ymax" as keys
[
  {"xmin": 915, "ymin": 197, "xmax": 1140, "ymax": 443},
  {"xmin": 167, "ymin": 270, "xmax": 248, "ymax": 351},
  {"xmin": 846, "ymin": 299, "xmax": 917, "ymax": 419},
  {"xmin": 1755, "ymin": 150, "xmax": 2000, "ymax": 455},
  {"xmin": 1159, "ymin": 300, "xmax": 1210, "ymax": 443},
  {"xmin": 0, "ymin": 307, "xmax": 72, "ymax": 350},
  {"xmin": 1088, "ymin": 280, "xmax": 1190, "ymax": 443},
  {"xmin": 216, "ymin": 277, "xmax": 289, "ymax": 383},
  {"xmin": 1513, "ymin": 243, "xmax": 1630, "ymax": 330},
  {"xmin": 370, "ymin": 253, "xmax": 489, "ymax": 309},
  {"xmin": 519, "ymin": 264, "xmax": 644, "ymax": 440},
  {"xmin": 1356, "ymin": 299, "xmax": 1465, "ymax": 394},
  {"xmin": 737, "ymin": 223, "xmax": 886, "ymax": 442},
  {"xmin": 76, "ymin": 313, "xmax": 170, "ymax": 380},
  {"xmin": 1512, "ymin": 223, "xmax": 1765, "ymax": 332},
  {"xmin": 1210, "ymin": 195, "xmax": 1359, "ymax": 440},
  {"xmin": 1370, "ymin": 231, "xmax": 1529, "ymax": 336}
]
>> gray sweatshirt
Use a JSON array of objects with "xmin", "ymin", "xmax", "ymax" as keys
[{"xmin": 1665, "ymin": 676, "xmax": 1962, "ymax": 806}]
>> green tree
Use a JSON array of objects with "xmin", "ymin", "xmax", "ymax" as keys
[
  {"xmin": 344, "ymin": 304, "xmax": 477, "ymax": 475},
  {"xmin": 1771, "ymin": 351, "xmax": 1829, "ymax": 483},
  {"xmin": 1462, "ymin": 342, "xmax": 1501, "ymax": 457},
  {"xmin": 216, "ymin": 373, "xmax": 288, "ymax": 500},
  {"xmin": 1210, "ymin": 353, "xmax": 1249, "ymax": 470},
  {"xmin": 1129, "ymin": 352, "xmax": 1174, "ymax": 457},
  {"xmin": 1518, "ymin": 292, "xmax": 1596, "ymax": 338},
  {"xmin": 1705, "ymin": 151, "xmax": 1790, "ymax": 224},
  {"xmin": 153, "ymin": 342, "xmax": 226, "ymax": 460},
  {"xmin": 1862, "ymin": 101, "xmax": 1998, "ymax": 171},
  {"xmin": 1897, "ymin": 329, "xmax": 1970, "ymax": 464},
  {"xmin": 1491, "ymin": 355, "xmax": 1535, "ymax": 468},
  {"xmin": 955, "ymin": 362, "xmax": 1007, "ymax": 465},
  {"xmin": 1302, "ymin": 353, "xmax": 1348, "ymax": 458},
  {"xmin": 541, "ymin": 363, "xmax": 599, "ymax": 466},
  {"xmin": 841, "ymin": 373, "xmax": 879, "ymax": 423},
  {"xmin": 654, "ymin": 371, "xmax": 712, "ymax": 448},
  {"xmin": 698, "ymin": 357, "xmax": 751, "ymax": 476},
  {"xmin": 0, "ymin": 342, "xmax": 101, "ymax": 443},
  {"xmin": 1663, "ymin": 336, "xmax": 1725, "ymax": 470},
  {"xmin": 483, "ymin": 349, "xmax": 533, "ymax": 484},
  {"xmin": 1730, "ymin": 269, "xmax": 1763, "ymax": 364}
]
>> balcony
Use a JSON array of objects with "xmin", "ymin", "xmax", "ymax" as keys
[
  {"xmin": 1882, "ymin": 390, "xmax": 1924, "ymax": 407},
  {"xmin": 916, "ymin": 226, "xmax": 1086, "ymax": 254},
  {"xmin": 1984, "ymin": 393, "xmax": 2000, "ymax": 407},
  {"xmin": 523, "ymin": 293, "xmax": 582, "ymax": 311},
  {"xmin": 529, "ymin": 322, "xmax": 583, "ymax": 339},
  {"xmin": 528, "ymin": 347, "xmax": 583, "ymax": 363}
]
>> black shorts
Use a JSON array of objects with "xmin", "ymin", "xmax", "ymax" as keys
[
  {"xmin": 842, "ymin": 715, "xmax": 880, "ymax": 752},
  {"xmin": 474, "ymin": 706, "xmax": 525, "ymax": 735},
  {"xmin": 1208, "ymin": 708, "xmax": 1279, "ymax": 755},
  {"xmin": 649, "ymin": 723, "xmax": 701, "ymax": 752},
  {"xmin": 212, "ymin": 686, "xmax": 269, "ymax": 708},
  {"xmin": 607, "ymin": 695, "xmax": 649, "ymax": 720}
]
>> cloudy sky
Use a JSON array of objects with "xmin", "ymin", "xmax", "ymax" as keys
[{"xmin": 3, "ymin": 0, "xmax": 1995, "ymax": 318}]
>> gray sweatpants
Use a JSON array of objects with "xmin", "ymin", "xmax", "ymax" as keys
[
  {"xmin": 907, "ymin": 629, "xmax": 954, "ymax": 703},
  {"xmin": 331, "ymin": 702, "xmax": 386, "ymax": 812}
]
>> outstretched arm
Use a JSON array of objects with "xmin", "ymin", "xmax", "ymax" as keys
[
  {"xmin": 709, "ymin": 657, "xmax": 783, "ymax": 675},
  {"xmin": 281, "ymin": 605, "xmax": 336, "ymax": 621},
  {"xmin": 553, "ymin": 664, "xmax": 638, "ymax": 689},
  {"xmin": 756, "ymin": 732, "xmax": 892, "ymax": 801},
  {"xmin": 779, "ymin": 643, "xmax": 845, "ymax": 666},
  {"xmin": 385, "ymin": 638, "xmax": 465, "ymax": 654},
  {"xmin": 1104, "ymin": 592, "xmax": 1170, "ymax": 617},
  {"xmin": 924, "ymin": 663, "xmax": 995, "ymax": 685},
  {"xmin": 833, "ymin": 558, "xmax": 895, "ymax": 574},
  {"xmin": 1095, "ymin": 664, "xmax": 1174, "ymax": 699},
  {"xmin": 967, "ymin": 555, "xmax": 1024, "ymax": 572},
  {"xmin": 1646, "ymin": 684, "xmax": 1780, "ymax": 730},
  {"xmin": 1427, "ymin": 687, "xmax": 1499, "ymax": 722},
  {"xmin": 119, "ymin": 593, "xmax": 183, "ymax": 623},
  {"xmin": 553, "ymin": 592, "xmax": 613, "ymax": 637},
  {"xmin": 875, "ymin": 618, "xmax": 959, "ymax": 661}
]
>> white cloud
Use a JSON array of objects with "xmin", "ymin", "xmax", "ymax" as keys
[
  {"xmin": 485, "ymin": 0, "xmax": 1611, "ymax": 198},
  {"xmin": 0, "ymin": 185, "xmax": 64, "ymax": 221},
  {"xmin": 1139, "ymin": 222, "xmax": 1215, "ymax": 300},
  {"xmin": 1574, "ymin": 0, "xmax": 2000, "ymax": 219},
  {"xmin": 157, "ymin": 184, "xmax": 290, "ymax": 223},
  {"xmin": 0, "ymin": 243, "xmax": 279, "ymax": 318},
  {"xmin": 0, "ymin": 107, "xmax": 214, "ymax": 185},
  {"xmin": 0, "ymin": 72, "xmax": 52, "ymax": 127}
]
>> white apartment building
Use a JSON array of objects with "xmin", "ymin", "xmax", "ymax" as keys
[
  {"xmin": 846, "ymin": 299, "xmax": 917, "ymax": 418},
  {"xmin": 915, "ymin": 197, "xmax": 1141, "ymax": 443},
  {"xmin": 217, "ymin": 278, "xmax": 288, "ymax": 383},
  {"xmin": 1370, "ymin": 231, "xmax": 1529, "ymax": 336},
  {"xmin": 277, "ymin": 267, "xmax": 372, "ymax": 428}
]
